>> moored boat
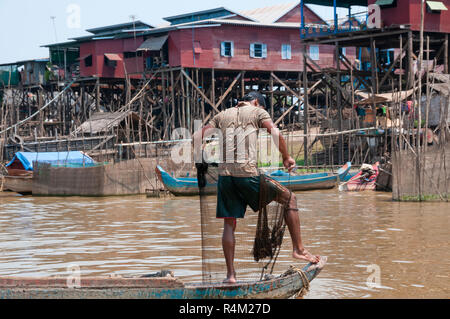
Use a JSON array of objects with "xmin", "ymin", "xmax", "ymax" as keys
[
  {"xmin": 339, "ymin": 162, "xmax": 380, "ymax": 191},
  {"xmin": 156, "ymin": 163, "xmax": 351, "ymax": 196},
  {"xmin": 2, "ymin": 151, "xmax": 96, "ymax": 195},
  {"xmin": 0, "ymin": 257, "xmax": 326, "ymax": 299},
  {"xmin": 2, "ymin": 175, "xmax": 33, "ymax": 195}
]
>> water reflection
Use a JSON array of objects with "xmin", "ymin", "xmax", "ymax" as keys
[{"xmin": 0, "ymin": 189, "xmax": 448, "ymax": 298}]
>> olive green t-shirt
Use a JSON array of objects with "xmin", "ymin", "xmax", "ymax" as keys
[{"xmin": 208, "ymin": 102, "xmax": 272, "ymax": 177}]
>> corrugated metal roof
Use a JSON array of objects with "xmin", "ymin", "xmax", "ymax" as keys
[
  {"xmin": 138, "ymin": 17, "xmax": 300, "ymax": 38},
  {"xmin": 163, "ymin": 7, "xmax": 257, "ymax": 24},
  {"xmin": 239, "ymin": 2, "xmax": 298, "ymax": 24},
  {"xmin": 165, "ymin": 7, "xmax": 231, "ymax": 23},
  {"xmin": 76, "ymin": 111, "xmax": 135, "ymax": 135},
  {"xmin": 197, "ymin": 19, "xmax": 300, "ymax": 29},
  {"xmin": 137, "ymin": 35, "xmax": 168, "ymax": 51},
  {"xmin": 86, "ymin": 21, "xmax": 153, "ymax": 34},
  {"xmin": 41, "ymin": 41, "xmax": 81, "ymax": 49}
]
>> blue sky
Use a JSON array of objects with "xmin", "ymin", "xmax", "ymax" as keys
[{"xmin": 0, "ymin": 0, "xmax": 365, "ymax": 64}]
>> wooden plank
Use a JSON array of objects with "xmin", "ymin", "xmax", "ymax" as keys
[
  {"xmin": 339, "ymin": 54, "xmax": 372, "ymax": 90},
  {"xmin": 304, "ymin": 53, "xmax": 350, "ymax": 102},
  {"xmin": 370, "ymin": 38, "xmax": 379, "ymax": 95},
  {"xmin": 307, "ymin": 29, "xmax": 408, "ymax": 45},
  {"xmin": 272, "ymin": 72, "xmax": 324, "ymax": 124},
  {"xmin": 214, "ymin": 72, "xmax": 243, "ymax": 110},
  {"xmin": 0, "ymin": 276, "xmax": 184, "ymax": 288},
  {"xmin": 379, "ymin": 41, "xmax": 408, "ymax": 88}
]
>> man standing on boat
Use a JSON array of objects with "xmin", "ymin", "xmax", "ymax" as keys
[{"xmin": 195, "ymin": 91, "xmax": 320, "ymax": 284}]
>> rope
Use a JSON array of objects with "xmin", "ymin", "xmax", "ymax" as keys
[{"xmin": 282, "ymin": 265, "xmax": 311, "ymax": 298}]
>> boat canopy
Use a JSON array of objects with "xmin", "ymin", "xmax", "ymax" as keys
[{"xmin": 6, "ymin": 151, "xmax": 95, "ymax": 171}]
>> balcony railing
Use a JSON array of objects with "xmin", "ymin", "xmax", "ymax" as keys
[{"xmin": 300, "ymin": 11, "xmax": 369, "ymax": 39}]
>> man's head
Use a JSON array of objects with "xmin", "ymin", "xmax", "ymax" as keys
[{"xmin": 242, "ymin": 91, "xmax": 266, "ymax": 109}]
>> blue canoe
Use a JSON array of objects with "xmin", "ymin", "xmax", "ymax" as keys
[
  {"xmin": 0, "ymin": 257, "xmax": 327, "ymax": 299},
  {"xmin": 155, "ymin": 163, "xmax": 351, "ymax": 196}
]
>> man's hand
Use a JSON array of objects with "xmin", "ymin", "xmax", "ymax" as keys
[{"xmin": 283, "ymin": 156, "xmax": 296, "ymax": 173}]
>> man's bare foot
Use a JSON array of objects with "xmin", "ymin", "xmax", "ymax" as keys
[
  {"xmin": 293, "ymin": 249, "xmax": 320, "ymax": 264},
  {"xmin": 223, "ymin": 273, "xmax": 236, "ymax": 284}
]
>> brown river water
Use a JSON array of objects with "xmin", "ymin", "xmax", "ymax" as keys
[{"xmin": 0, "ymin": 189, "xmax": 448, "ymax": 299}]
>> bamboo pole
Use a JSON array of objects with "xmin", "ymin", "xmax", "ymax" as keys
[
  {"xmin": 416, "ymin": 0, "xmax": 424, "ymax": 200},
  {"xmin": 303, "ymin": 46, "xmax": 309, "ymax": 169}
]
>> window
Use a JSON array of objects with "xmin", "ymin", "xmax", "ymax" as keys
[
  {"xmin": 104, "ymin": 56, "xmax": 117, "ymax": 68},
  {"xmin": 124, "ymin": 51, "xmax": 143, "ymax": 59},
  {"xmin": 193, "ymin": 41, "xmax": 202, "ymax": 54},
  {"xmin": 309, "ymin": 45, "xmax": 319, "ymax": 60},
  {"xmin": 84, "ymin": 55, "xmax": 92, "ymax": 67},
  {"xmin": 221, "ymin": 41, "xmax": 234, "ymax": 57},
  {"xmin": 250, "ymin": 43, "xmax": 267, "ymax": 58},
  {"xmin": 340, "ymin": 47, "xmax": 346, "ymax": 56},
  {"xmin": 281, "ymin": 44, "xmax": 292, "ymax": 60}
]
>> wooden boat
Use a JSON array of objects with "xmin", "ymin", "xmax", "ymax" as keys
[
  {"xmin": 0, "ymin": 257, "xmax": 326, "ymax": 299},
  {"xmin": 1, "ymin": 174, "xmax": 33, "ymax": 195},
  {"xmin": 339, "ymin": 162, "xmax": 380, "ymax": 191},
  {"xmin": 340, "ymin": 171, "xmax": 359, "ymax": 182},
  {"xmin": 155, "ymin": 163, "xmax": 351, "ymax": 196}
]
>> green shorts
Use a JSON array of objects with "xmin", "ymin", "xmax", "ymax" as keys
[{"xmin": 216, "ymin": 175, "xmax": 284, "ymax": 219}]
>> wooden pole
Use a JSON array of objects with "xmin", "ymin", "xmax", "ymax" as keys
[
  {"xmin": 445, "ymin": 34, "xmax": 448, "ymax": 74},
  {"xmin": 303, "ymin": 45, "xmax": 309, "ymax": 169},
  {"xmin": 96, "ymin": 78, "xmax": 100, "ymax": 111},
  {"xmin": 211, "ymin": 68, "xmax": 215, "ymax": 107},
  {"xmin": 241, "ymin": 71, "xmax": 245, "ymax": 98},
  {"xmin": 408, "ymin": 31, "xmax": 414, "ymax": 90},
  {"xmin": 180, "ymin": 70, "xmax": 186, "ymax": 129},
  {"xmin": 416, "ymin": 0, "xmax": 425, "ymax": 200},
  {"xmin": 270, "ymin": 74, "xmax": 274, "ymax": 118},
  {"xmin": 424, "ymin": 35, "xmax": 430, "ymax": 159},
  {"xmin": 298, "ymin": 72, "xmax": 302, "ymax": 124},
  {"xmin": 170, "ymin": 69, "xmax": 176, "ymax": 131},
  {"xmin": 336, "ymin": 42, "xmax": 343, "ymax": 165}
]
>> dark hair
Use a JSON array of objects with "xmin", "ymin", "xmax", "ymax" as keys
[{"xmin": 242, "ymin": 91, "xmax": 266, "ymax": 108}]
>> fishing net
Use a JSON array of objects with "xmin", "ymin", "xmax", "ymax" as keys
[
  {"xmin": 253, "ymin": 175, "xmax": 289, "ymax": 273},
  {"xmin": 196, "ymin": 158, "xmax": 290, "ymax": 284}
]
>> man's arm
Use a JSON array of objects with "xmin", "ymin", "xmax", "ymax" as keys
[
  {"xmin": 261, "ymin": 120, "xmax": 296, "ymax": 172},
  {"xmin": 192, "ymin": 124, "xmax": 214, "ymax": 164},
  {"xmin": 192, "ymin": 124, "xmax": 213, "ymax": 141}
]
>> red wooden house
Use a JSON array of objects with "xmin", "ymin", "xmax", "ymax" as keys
[
  {"xmin": 55, "ymin": 2, "xmax": 355, "ymax": 79},
  {"xmin": 163, "ymin": 3, "xmax": 355, "ymax": 72},
  {"xmin": 369, "ymin": 0, "xmax": 450, "ymax": 33},
  {"xmin": 75, "ymin": 21, "xmax": 152, "ymax": 79}
]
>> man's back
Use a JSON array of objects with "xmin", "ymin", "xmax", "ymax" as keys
[{"xmin": 209, "ymin": 102, "xmax": 271, "ymax": 177}]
